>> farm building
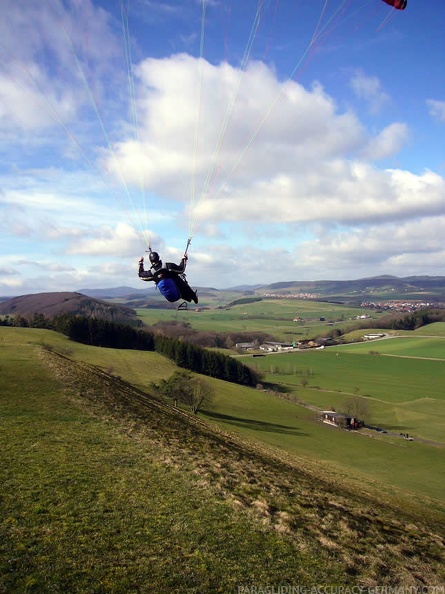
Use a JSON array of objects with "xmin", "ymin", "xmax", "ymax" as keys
[
  {"xmin": 235, "ymin": 342, "xmax": 256, "ymax": 350},
  {"xmin": 321, "ymin": 411, "xmax": 363, "ymax": 430},
  {"xmin": 259, "ymin": 341, "xmax": 295, "ymax": 352}
]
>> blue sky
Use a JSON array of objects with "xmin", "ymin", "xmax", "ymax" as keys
[{"xmin": 1, "ymin": 0, "xmax": 444, "ymax": 296}]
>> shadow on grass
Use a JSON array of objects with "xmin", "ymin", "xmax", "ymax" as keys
[
  {"xmin": 260, "ymin": 382, "xmax": 293, "ymax": 394},
  {"xmin": 202, "ymin": 410, "xmax": 309, "ymax": 436}
]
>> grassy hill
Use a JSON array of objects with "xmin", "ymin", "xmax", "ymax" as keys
[{"xmin": 1, "ymin": 327, "xmax": 444, "ymax": 590}]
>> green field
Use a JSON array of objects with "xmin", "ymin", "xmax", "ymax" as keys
[
  {"xmin": 1, "ymin": 337, "xmax": 341, "ymax": 591},
  {"xmin": 2, "ymin": 326, "xmax": 445, "ymax": 588},
  {"xmin": 336, "ymin": 335, "xmax": 445, "ymax": 359},
  {"xmin": 247, "ymin": 340, "xmax": 445, "ymax": 443},
  {"xmin": 2, "ymin": 327, "xmax": 444, "ymax": 509},
  {"xmin": 136, "ymin": 299, "xmax": 381, "ymax": 341},
  {"xmin": 413, "ymin": 322, "xmax": 445, "ymax": 336},
  {"xmin": 0, "ymin": 325, "xmax": 178, "ymax": 388},
  {"xmin": 201, "ymin": 379, "xmax": 445, "ymax": 505}
]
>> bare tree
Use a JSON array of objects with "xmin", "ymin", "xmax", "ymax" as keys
[
  {"xmin": 158, "ymin": 371, "xmax": 214, "ymax": 414},
  {"xmin": 343, "ymin": 395, "xmax": 369, "ymax": 423},
  {"xmin": 188, "ymin": 378, "xmax": 214, "ymax": 414}
]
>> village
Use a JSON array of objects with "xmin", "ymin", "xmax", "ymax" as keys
[{"xmin": 360, "ymin": 300, "xmax": 435, "ymax": 312}]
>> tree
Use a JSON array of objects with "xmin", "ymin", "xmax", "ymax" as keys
[
  {"xmin": 343, "ymin": 395, "xmax": 369, "ymax": 423},
  {"xmin": 158, "ymin": 371, "xmax": 214, "ymax": 414},
  {"xmin": 187, "ymin": 377, "xmax": 214, "ymax": 414}
]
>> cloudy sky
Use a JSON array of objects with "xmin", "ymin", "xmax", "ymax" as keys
[{"xmin": 1, "ymin": 0, "xmax": 444, "ymax": 296}]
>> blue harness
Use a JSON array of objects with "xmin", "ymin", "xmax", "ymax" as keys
[{"xmin": 156, "ymin": 277, "xmax": 181, "ymax": 302}]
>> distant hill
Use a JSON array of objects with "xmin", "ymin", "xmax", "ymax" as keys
[
  {"xmin": 80, "ymin": 285, "xmax": 230, "ymax": 308},
  {"xmin": 259, "ymin": 275, "xmax": 445, "ymax": 302},
  {"xmin": 225, "ymin": 284, "xmax": 264, "ymax": 292},
  {"xmin": 0, "ymin": 292, "xmax": 138, "ymax": 322},
  {"xmin": 43, "ymin": 275, "xmax": 445, "ymax": 305},
  {"xmin": 78, "ymin": 286, "xmax": 152, "ymax": 299},
  {"xmin": 2, "ymin": 276, "xmax": 445, "ymax": 315}
]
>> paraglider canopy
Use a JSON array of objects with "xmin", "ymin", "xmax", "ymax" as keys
[{"xmin": 382, "ymin": 0, "xmax": 407, "ymax": 9}]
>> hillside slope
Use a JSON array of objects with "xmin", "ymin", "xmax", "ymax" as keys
[
  {"xmin": 38, "ymin": 348, "xmax": 445, "ymax": 586},
  {"xmin": 0, "ymin": 291, "xmax": 137, "ymax": 322}
]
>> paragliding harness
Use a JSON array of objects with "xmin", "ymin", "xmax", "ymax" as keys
[
  {"xmin": 153, "ymin": 274, "xmax": 182, "ymax": 303},
  {"xmin": 148, "ymin": 239, "xmax": 195, "ymax": 310}
]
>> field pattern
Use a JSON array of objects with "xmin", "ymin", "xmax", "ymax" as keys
[
  {"xmin": 136, "ymin": 299, "xmax": 379, "ymax": 341},
  {"xmin": 249, "ymin": 346, "xmax": 445, "ymax": 444}
]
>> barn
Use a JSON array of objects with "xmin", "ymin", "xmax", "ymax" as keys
[{"xmin": 321, "ymin": 411, "xmax": 363, "ymax": 430}]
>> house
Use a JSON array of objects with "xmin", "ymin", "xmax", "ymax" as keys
[
  {"xmin": 278, "ymin": 343, "xmax": 294, "ymax": 350},
  {"xmin": 321, "ymin": 411, "xmax": 363, "ymax": 430},
  {"xmin": 259, "ymin": 341, "xmax": 295, "ymax": 352},
  {"xmin": 259, "ymin": 343, "xmax": 278, "ymax": 352},
  {"xmin": 235, "ymin": 342, "xmax": 256, "ymax": 350}
]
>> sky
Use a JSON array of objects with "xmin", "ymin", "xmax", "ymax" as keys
[{"xmin": 1, "ymin": 0, "xmax": 445, "ymax": 296}]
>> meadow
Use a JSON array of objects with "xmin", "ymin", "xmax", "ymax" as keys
[
  {"xmin": 0, "ymin": 335, "xmax": 341, "ymax": 591},
  {"xmin": 337, "ymin": 335, "xmax": 445, "ymax": 359},
  {"xmin": 136, "ymin": 298, "xmax": 380, "ymax": 342},
  {"xmin": 2, "ymin": 326, "xmax": 444, "ymax": 508},
  {"xmin": 1, "ymin": 325, "xmax": 445, "ymax": 589},
  {"xmin": 247, "ymin": 340, "xmax": 445, "ymax": 442},
  {"xmin": 200, "ymin": 375, "xmax": 445, "ymax": 505},
  {"xmin": 414, "ymin": 321, "xmax": 445, "ymax": 336}
]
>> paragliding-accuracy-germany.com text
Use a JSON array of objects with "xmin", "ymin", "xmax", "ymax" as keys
[{"xmin": 236, "ymin": 586, "xmax": 445, "ymax": 594}]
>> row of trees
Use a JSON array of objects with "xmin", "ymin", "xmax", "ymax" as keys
[
  {"xmin": 0, "ymin": 313, "xmax": 51, "ymax": 328},
  {"xmin": 45, "ymin": 315, "xmax": 260, "ymax": 387},
  {"xmin": 372, "ymin": 308, "xmax": 445, "ymax": 331},
  {"xmin": 156, "ymin": 334, "xmax": 259, "ymax": 385}
]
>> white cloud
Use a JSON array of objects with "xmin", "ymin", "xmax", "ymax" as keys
[
  {"xmin": 297, "ymin": 215, "xmax": 445, "ymax": 276},
  {"xmin": 186, "ymin": 212, "xmax": 445, "ymax": 287},
  {"xmin": 105, "ymin": 56, "xmax": 367, "ymax": 209},
  {"xmin": 349, "ymin": 70, "xmax": 390, "ymax": 114},
  {"xmin": 360, "ymin": 122, "xmax": 409, "ymax": 162},
  {"xmin": 67, "ymin": 222, "xmax": 141, "ymax": 256},
  {"xmin": 0, "ymin": 3, "xmax": 444, "ymax": 295},
  {"xmin": 0, "ymin": 68, "xmax": 77, "ymax": 131},
  {"xmin": 192, "ymin": 164, "xmax": 444, "ymax": 229},
  {"xmin": 0, "ymin": 0, "xmax": 123, "ymax": 136},
  {"xmin": 426, "ymin": 99, "xmax": 445, "ymax": 123}
]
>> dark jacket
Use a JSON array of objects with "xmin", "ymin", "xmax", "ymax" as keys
[
  {"xmin": 138, "ymin": 258, "xmax": 187, "ymax": 282},
  {"xmin": 138, "ymin": 257, "xmax": 198, "ymax": 304}
]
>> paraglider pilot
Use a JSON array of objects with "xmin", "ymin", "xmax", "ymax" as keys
[{"xmin": 138, "ymin": 251, "xmax": 198, "ymax": 305}]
